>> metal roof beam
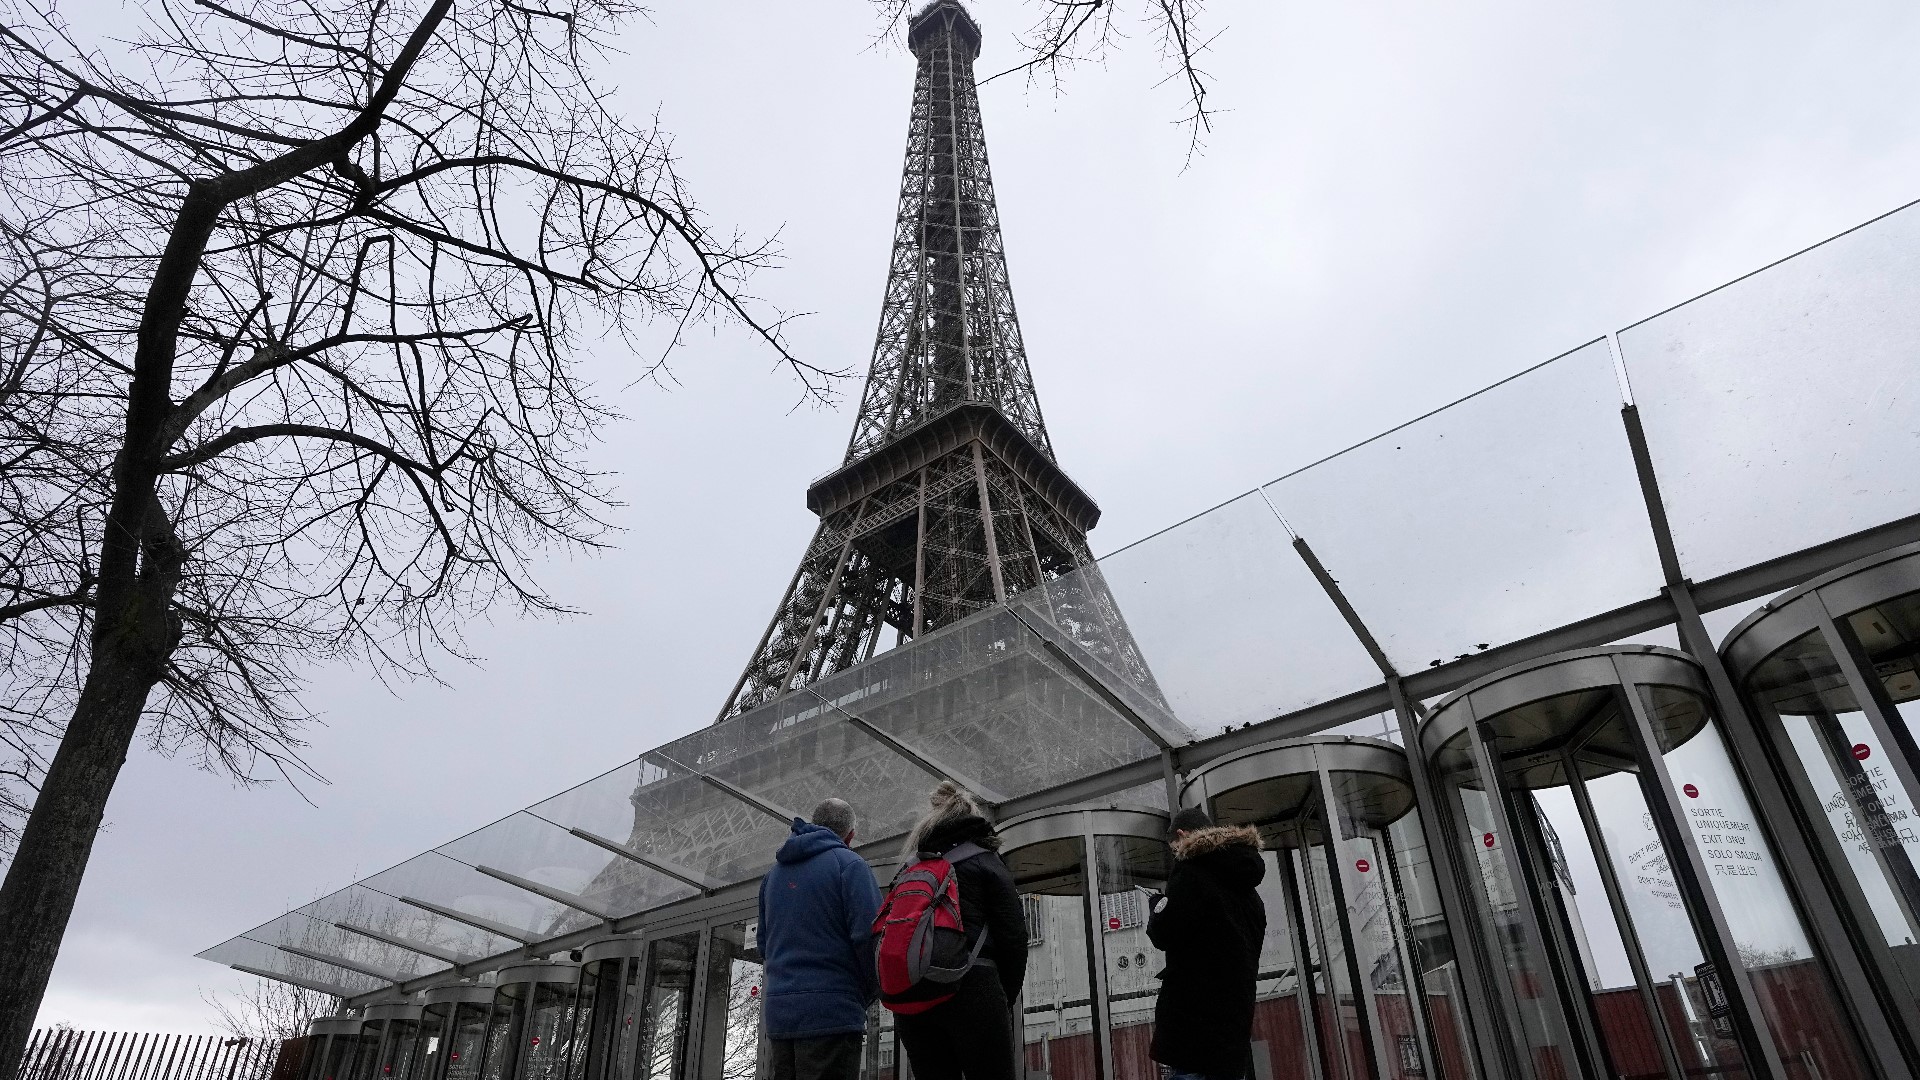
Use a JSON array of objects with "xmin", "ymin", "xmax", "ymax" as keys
[
  {"xmin": 1004, "ymin": 605, "xmax": 1190, "ymax": 750},
  {"xmin": 269, "ymin": 943, "xmax": 402, "ymax": 985},
  {"xmin": 332, "ymin": 921, "xmax": 475, "ymax": 966},
  {"xmin": 397, "ymin": 896, "xmax": 536, "ymax": 944},
  {"xmin": 231, "ymin": 964, "xmax": 356, "ymax": 999},
  {"xmin": 566, "ymin": 827, "xmax": 723, "ymax": 894},
  {"xmin": 473, "ymin": 865, "xmax": 615, "ymax": 920},
  {"xmin": 650, "ymin": 753, "xmax": 801, "ymax": 826},
  {"xmin": 800, "ymin": 686, "xmax": 1009, "ymax": 804}
]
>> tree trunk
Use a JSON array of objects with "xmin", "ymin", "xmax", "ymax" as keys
[
  {"xmin": 0, "ymin": 657, "xmax": 167, "ymax": 1068},
  {"xmin": 0, "ymin": 638, "xmax": 168, "ymax": 1079},
  {"xmin": 0, "ymin": 474, "xmax": 181, "ymax": 1079}
]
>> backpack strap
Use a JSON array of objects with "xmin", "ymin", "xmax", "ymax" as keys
[{"xmin": 937, "ymin": 840, "xmax": 990, "ymax": 865}]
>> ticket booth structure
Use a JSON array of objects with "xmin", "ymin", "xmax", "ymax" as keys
[
  {"xmin": 1420, "ymin": 646, "xmax": 1874, "ymax": 1080},
  {"xmin": 1722, "ymin": 540, "xmax": 1920, "ymax": 1068},
  {"xmin": 1181, "ymin": 737, "xmax": 1473, "ymax": 1080},
  {"xmin": 997, "ymin": 805, "xmax": 1172, "ymax": 1080}
]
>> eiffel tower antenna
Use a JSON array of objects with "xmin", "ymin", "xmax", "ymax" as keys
[{"xmin": 718, "ymin": 0, "xmax": 1112, "ymax": 720}]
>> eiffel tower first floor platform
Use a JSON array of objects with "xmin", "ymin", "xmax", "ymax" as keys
[{"xmin": 197, "ymin": 201, "xmax": 1920, "ymax": 1080}]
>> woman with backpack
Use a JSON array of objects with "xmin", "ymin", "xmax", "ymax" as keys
[{"xmin": 885, "ymin": 781, "xmax": 1028, "ymax": 1080}]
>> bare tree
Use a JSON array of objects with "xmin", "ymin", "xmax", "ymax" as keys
[
  {"xmin": 873, "ymin": 0, "xmax": 1222, "ymax": 161},
  {"xmin": 204, "ymin": 978, "xmax": 338, "ymax": 1048},
  {"xmin": 0, "ymin": 0, "xmax": 839, "ymax": 1065}
]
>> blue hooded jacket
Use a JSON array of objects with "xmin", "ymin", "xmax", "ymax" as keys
[{"xmin": 756, "ymin": 818, "xmax": 883, "ymax": 1039}]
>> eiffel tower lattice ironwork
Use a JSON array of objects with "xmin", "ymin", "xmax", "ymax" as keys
[{"xmin": 719, "ymin": 0, "xmax": 1150, "ymax": 721}]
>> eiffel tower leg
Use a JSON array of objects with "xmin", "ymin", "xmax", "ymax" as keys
[{"xmin": 718, "ymin": 521, "xmax": 858, "ymax": 720}]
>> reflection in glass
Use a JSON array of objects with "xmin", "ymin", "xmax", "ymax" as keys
[
  {"xmin": 860, "ymin": 1002, "xmax": 897, "ymax": 1080},
  {"xmin": 490, "ymin": 971, "xmax": 591, "ymax": 1080},
  {"xmin": 367, "ymin": 1016, "xmax": 426, "ymax": 1080},
  {"xmin": 692, "ymin": 921, "xmax": 764, "ymax": 1080},
  {"xmin": 637, "ymin": 935, "xmax": 699, "ymax": 1080},
  {"xmin": 581, "ymin": 949, "xmax": 647, "ymax": 1080}
]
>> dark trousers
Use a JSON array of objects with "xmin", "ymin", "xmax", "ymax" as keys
[
  {"xmin": 770, "ymin": 1034, "xmax": 864, "ymax": 1080},
  {"xmin": 895, "ymin": 969, "xmax": 1016, "ymax": 1080}
]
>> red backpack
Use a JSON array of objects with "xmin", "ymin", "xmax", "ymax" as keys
[{"xmin": 871, "ymin": 841, "xmax": 991, "ymax": 1014}]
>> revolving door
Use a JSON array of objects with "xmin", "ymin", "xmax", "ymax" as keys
[
  {"xmin": 1723, "ymin": 540, "xmax": 1920, "ymax": 1062},
  {"xmin": 1421, "ymin": 647, "xmax": 1870, "ymax": 1080},
  {"xmin": 304, "ymin": 1018, "xmax": 368, "ymax": 1080},
  {"xmin": 1182, "ymin": 737, "xmax": 1472, "ymax": 1080},
  {"xmin": 999, "ymin": 805, "xmax": 1172, "ymax": 1080}
]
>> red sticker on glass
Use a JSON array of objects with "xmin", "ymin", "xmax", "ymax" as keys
[
  {"xmin": 1853, "ymin": 743, "xmax": 1872, "ymax": 761},
  {"xmin": 1683, "ymin": 783, "xmax": 1700, "ymax": 799},
  {"xmin": 1108, "ymin": 916, "xmax": 1122, "ymax": 931},
  {"xmin": 1355, "ymin": 859, "xmax": 1371, "ymax": 873},
  {"xmin": 530, "ymin": 1037, "xmax": 541, "ymax": 1047},
  {"xmin": 1482, "ymin": 832, "xmax": 1496, "ymax": 849}
]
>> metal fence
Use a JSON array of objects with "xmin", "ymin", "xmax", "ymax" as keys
[{"xmin": 13, "ymin": 1031, "xmax": 288, "ymax": 1080}]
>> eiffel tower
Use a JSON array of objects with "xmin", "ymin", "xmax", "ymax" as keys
[
  {"xmin": 720, "ymin": 0, "xmax": 1104, "ymax": 719},
  {"xmin": 719, "ymin": 0, "xmax": 1152, "ymax": 722}
]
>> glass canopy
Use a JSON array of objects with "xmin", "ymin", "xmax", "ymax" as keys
[{"xmin": 204, "ymin": 197, "xmax": 1920, "ymax": 1029}]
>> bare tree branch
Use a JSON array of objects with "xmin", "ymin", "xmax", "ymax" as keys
[
  {"xmin": 874, "ymin": 0, "xmax": 1222, "ymax": 160},
  {"xmin": 0, "ymin": 0, "xmax": 840, "ymax": 1051}
]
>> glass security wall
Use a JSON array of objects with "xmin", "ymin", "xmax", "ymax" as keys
[
  {"xmin": 1422, "ymin": 648, "xmax": 1871, "ymax": 1080},
  {"xmin": 1000, "ymin": 806, "xmax": 1171, "ymax": 1080},
  {"xmin": 1723, "ymin": 540, "xmax": 1920, "ymax": 1062},
  {"xmin": 1183, "ymin": 738, "xmax": 1468, "ymax": 1080},
  {"xmin": 215, "ymin": 196, "xmax": 1920, "ymax": 1080}
]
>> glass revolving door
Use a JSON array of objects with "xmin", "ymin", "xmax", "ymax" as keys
[
  {"xmin": 579, "ymin": 937, "xmax": 647, "ymax": 1080},
  {"xmin": 363, "ymin": 1003, "xmax": 427, "ymax": 1080},
  {"xmin": 1182, "ymin": 737, "xmax": 1469, "ymax": 1080},
  {"xmin": 490, "ymin": 962, "xmax": 591, "ymax": 1080},
  {"xmin": 1422, "ymin": 647, "xmax": 1870, "ymax": 1080},
  {"xmin": 304, "ymin": 1018, "xmax": 367, "ymax": 1080},
  {"xmin": 999, "ymin": 806, "xmax": 1171, "ymax": 1080},
  {"xmin": 1724, "ymin": 540, "xmax": 1920, "ymax": 1062},
  {"xmin": 420, "ymin": 986, "xmax": 502, "ymax": 1080}
]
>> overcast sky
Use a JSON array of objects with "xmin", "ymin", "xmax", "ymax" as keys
[{"xmin": 31, "ymin": 0, "xmax": 1920, "ymax": 1031}]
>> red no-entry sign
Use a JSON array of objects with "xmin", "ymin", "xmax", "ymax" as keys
[
  {"xmin": 1355, "ymin": 859, "xmax": 1371, "ymax": 873},
  {"xmin": 1482, "ymin": 832, "xmax": 1496, "ymax": 849},
  {"xmin": 1108, "ymin": 916, "xmax": 1122, "ymax": 931},
  {"xmin": 1683, "ymin": 783, "xmax": 1700, "ymax": 798},
  {"xmin": 1853, "ymin": 743, "xmax": 1872, "ymax": 761}
]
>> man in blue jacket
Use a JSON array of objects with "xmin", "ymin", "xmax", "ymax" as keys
[{"xmin": 758, "ymin": 798, "xmax": 883, "ymax": 1080}]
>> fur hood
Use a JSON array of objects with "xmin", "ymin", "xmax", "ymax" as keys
[{"xmin": 1171, "ymin": 823, "xmax": 1262, "ymax": 860}]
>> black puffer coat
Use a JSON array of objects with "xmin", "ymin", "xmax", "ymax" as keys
[
  {"xmin": 1147, "ymin": 824, "xmax": 1267, "ymax": 1076},
  {"xmin": 916, "ymin": 813, "xmax": 1029, "ymax": 1003}
]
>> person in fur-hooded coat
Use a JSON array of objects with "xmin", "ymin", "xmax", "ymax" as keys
[{"xmin": 1147, "ymin": 807, "xmax": 1267, "ymax": 1080}]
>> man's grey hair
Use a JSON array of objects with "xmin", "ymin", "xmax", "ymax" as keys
[{"xmin": 811, "ymin": 798, "xmax": 855, "ymax": 840}]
